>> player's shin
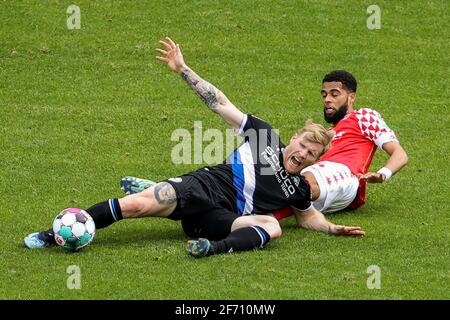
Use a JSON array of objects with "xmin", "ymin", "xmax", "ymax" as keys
[
  {"xmin": 85, "ymin": 199, "xmax": 123, "ymax": 229},
  {"xmin": 209, "ymin": 226, "xmax": 270, "ymax": 255}
]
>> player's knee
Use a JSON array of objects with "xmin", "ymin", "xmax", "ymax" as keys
[
  {"xmin": 269, "ymin": 223, "xmax": 282, "ymax": 239},
  {"xmin": 261, "ymin": 216, "xmax": 282, "ymax": 239}
]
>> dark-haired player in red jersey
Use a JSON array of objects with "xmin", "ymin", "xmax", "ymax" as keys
[
  {"xmin": 122, "ymin": 70, "xmax": 408, "ymax": 220},
  {"xmin": 272, "ymin": 70, "xmax": 409, "ymax": 220}
]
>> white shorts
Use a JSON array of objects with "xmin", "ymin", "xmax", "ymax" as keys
[{"xmin": 301, "ymin": 161, "xmax": 359, "ymax": 214}]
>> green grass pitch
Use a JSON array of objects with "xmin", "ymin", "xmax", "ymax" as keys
[{"xmin": 0, "ymin": 0, "xmax": 449, "ymax": 299}]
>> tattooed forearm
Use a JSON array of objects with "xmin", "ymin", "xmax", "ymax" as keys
[
  {"xmin": 181, "ymin": 68, "xmax": 221, "ymax": 109},
  {"xmin": 154, "ymin": 182, "xmax": 177, "ymax": 205}
]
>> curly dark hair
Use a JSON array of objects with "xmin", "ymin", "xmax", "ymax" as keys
[{"xmin": 322, "ymin": 70, "xmax": 357, "ymax": 93}]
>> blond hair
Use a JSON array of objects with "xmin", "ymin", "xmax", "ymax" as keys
[{"xmin": 297, "ymin": 120, "xmax": 334, "ymax": 157}]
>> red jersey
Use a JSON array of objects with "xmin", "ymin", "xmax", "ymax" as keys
[
  {"xmin": 320, "ymin": 108, "xmax": 398, "ymax": 176},
  {"xmin": 273, "ymin": 108, "xmax": 398, "ymax": 221}
]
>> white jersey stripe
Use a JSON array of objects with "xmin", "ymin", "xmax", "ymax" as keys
[{"xmin": 238, "ymin": 142, "xmax": 255, "ymax": 214}]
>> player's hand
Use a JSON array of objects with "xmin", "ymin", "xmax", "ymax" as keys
[
  {"xmin": 331, "ymin": 225, "xmax": 366, "ymax": 237},
  {"xmin": 156, "ymin": 37, "xmax": 187, "ymax": 73},
  {"xmin": 360, "ymin": 172, "xmax": 385, "ymax": 183}
]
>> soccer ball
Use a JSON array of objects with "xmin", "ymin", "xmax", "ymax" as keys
[{"xmin": 52, "ymin": 208, "xmax": 96, "ymax": 252}]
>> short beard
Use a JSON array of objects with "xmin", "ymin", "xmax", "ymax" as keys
[{"xmin": 324, "ymin": 103, "xmax": 348, "ymax": 124}]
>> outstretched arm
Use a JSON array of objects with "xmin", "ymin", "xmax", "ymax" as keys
[
  {"xmin": 360, "ymin": 141, "xmax": 409, "ymax": 183},
  {"xmin": 293, "ymin": 207, "xmax": 366, "ymax": 237},
  {"xmin": 156, "ymin": 37, "xmax": 244, "ymax": 130}
]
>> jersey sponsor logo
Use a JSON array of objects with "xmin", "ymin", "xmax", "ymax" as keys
[
  {"xmin": 332, "ymin": 131, "xmax": 346, "ymax": 141},
  {"xmin": 292, "ymin": 175, "xmax": 301, "ymax": 187},
  {"xmin": 261, "ymin": 146, "xmax": 296, "ymax": 198},
  {"xmin": 168, "ymin": 177, "xmax": 182, "ymax": 183}
]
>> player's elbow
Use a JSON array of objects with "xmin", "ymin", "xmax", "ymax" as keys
[
  {"xmin": 215, "ymin": 90, "xmax": 229, "ymax": 105},
  {"xmin": 393, "ymin": 144, "xmax": 409, "ymax": 166},
  {"xmin": 208, "ymin": 91, "xmax": 227, "ymax": 111},
  {"xmin": 397, "ymin": 149, "xmax": 409, "ymax": 168},
  {"xmin": 402, "ymin": 152, "xmax": 409, "ymax": 167}
]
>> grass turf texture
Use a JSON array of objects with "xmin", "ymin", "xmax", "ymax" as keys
[{"xmin": 0, "ymin": 0, "xmax": 449, "ymax": 299}]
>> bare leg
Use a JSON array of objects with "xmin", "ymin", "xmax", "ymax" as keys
[{"xmin": 119, "ymin": 182, "xmax": 177, "ymax": 219}]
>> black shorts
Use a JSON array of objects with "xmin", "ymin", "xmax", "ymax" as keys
[
  {"xmin": 181, "ymin": 208, "xmax": 239, "ymax": 241},
  {"xmin": 165, "ymin": 172, "xmax": 239, "ymax": 240}
]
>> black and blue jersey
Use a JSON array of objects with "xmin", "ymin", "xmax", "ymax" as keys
[{"xmin": 167, "ymin": 114, "xmax": 312, "ymax": 221}]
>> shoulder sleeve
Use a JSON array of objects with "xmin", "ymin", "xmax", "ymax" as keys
[
  {"xmin": 356, "ymin": 108, "xmax": 399, "ymax": 149},
  {"xmin": 291, "ymin": 202, "xmax": 313, "ymax": 212},
  {"xmin": 290, "ymin": 176, "xmax": 313, "ymax": 211},
  {"xmin": 236, "ymin": 114, "xmax": 273, "ymax": 136}
]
